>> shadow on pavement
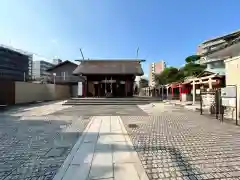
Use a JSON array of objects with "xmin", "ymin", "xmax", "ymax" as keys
[
  {"xmin": 0, "ymin": 113, "xmax": 139, "ymax": 180},
  {"xmin": 0, "ymin": 100, "xmax": 67, "ymax": 115},
  {"xmin": 0, "ymin": 113, "xmax": 86, "ymax": 179}
]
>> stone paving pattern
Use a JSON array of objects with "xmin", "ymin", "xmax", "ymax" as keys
[
  {"xmin": 0, "ymin": 114, "xmax": 90, "ymax": 180},
  {"xmin": 122, "ymin": 107, "xmax": 240, "ymax": 180}
]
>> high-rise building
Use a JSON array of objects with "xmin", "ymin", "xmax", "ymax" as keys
[
  {"xmin": 196, "ymin": 30, "xmax": 240, "ymax": 56},
  {"xmin": 0, "ymin": 45, "xmax": 32, "ymax": 81},
  {"xmin": 149, "ymin": 60, "xmax": 166, "ymax": 87},
  {"xmin": 32, "ymin": 61, "xmax": 53, "ymax": 80},
  {"xmin": 197, "ymin": 29, "xmax": 240, "ymax": 76},
  {"xmin": 53, "ymin": 59, "xmax": 62, "ymax": 65}
]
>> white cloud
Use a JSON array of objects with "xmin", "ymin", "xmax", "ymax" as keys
[{"xmin": 50, "ymin": 38, "xmax": 58, "ymax": 45}]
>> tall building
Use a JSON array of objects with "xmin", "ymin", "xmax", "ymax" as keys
[
  {"xmin": 149, "ymin": 60, "xmax": 166, "ymax": 86},
  {"xmin": 197, "ymin": 29, "xmax": 240, "ymax": 76},
  {"xmin": 197, "ymin": 30, "xmax": 240, "ymax": 56},
  {"xmin": 0, "ymin": 45, "xmax": 32, "ymax": 81},
  {"xmin": 32, "ymin": 60, "xmax": 53, "ymax": 80}
]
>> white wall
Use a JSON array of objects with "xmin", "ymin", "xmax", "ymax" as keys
[
  {"xmin": 225, "ymin": 56, "xmax": 240, "ymax": 120},
  {"xmin": 15, "ymin": 82, "xmax": 70, "ymax": 104}
]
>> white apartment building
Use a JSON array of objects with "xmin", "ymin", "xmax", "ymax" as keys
[{"xmin": 32, "ymin": 55, "xmax": 53, "ymax": 80}]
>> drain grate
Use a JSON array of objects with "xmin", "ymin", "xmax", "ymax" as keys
[{"xmin": 128, "ymin": 124, "xmax": 138, "ymax": 128}]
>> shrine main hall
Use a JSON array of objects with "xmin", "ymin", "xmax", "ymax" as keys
[{"xmin": 72, "ymin": 59, "xmax": 144, "ymax": 97}]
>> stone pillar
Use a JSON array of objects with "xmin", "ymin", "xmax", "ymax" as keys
[
  {"xmin": 209, "ymin": 78, "xmax": 213, "ymax": 89},
  {"xmin": 192, "ymin": 81, "xmax": 196, "ymax": 105}
]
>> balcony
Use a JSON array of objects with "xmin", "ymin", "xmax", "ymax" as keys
[
  {"xmin": 198, "ymin": 57, "xmax": 224, "ymax": 64},
  {"xmin": 204, "ymin": 36, "xmax": 240, "ymax": 56}
]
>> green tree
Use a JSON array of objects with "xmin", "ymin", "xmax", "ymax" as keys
[
  {"xmin": 185, "ymin": 55, "xmax": 201, "ymax": 63},
  {"xmin": 154, "ymin": 67, "xmax": 180, "ymax": 85},
  {"xmin": 139, "ymin": 78, "xmax": 149, "ymax": 88},
  {"xmin": 154, "ymin": 55, "xmax": 206, "ymax": 86},
  {"xmin": 182, "ymin": 62, "xmax": 206, "ymax": 77}
]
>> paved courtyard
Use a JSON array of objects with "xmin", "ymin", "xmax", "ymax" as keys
[
  {"xmin": 122, "ymin": 104, "xmax": 240, "ymax": 180},
  {"xmin": 2, "ymin": 101, "xmax": 240, "ymax": 179},
  {"xmin": 51, "ymin": 104, "xmax": 148, "ymax": 116},
  {"xmin": 0, "ymin": 103, "xmax": 90, "ymax": 180}
]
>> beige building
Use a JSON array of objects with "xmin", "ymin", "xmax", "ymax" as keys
[
  {"xmin": 149, "ymin": 60, "xmax": 166, "ymax": 87},
  {"xmin": 224, "ymin": 56, "xmax": 240, "ymax": 120}
]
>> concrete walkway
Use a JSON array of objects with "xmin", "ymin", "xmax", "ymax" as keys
[{"xmin": 53, "ymin": 116, "xmax": 149, "ymax": 180}]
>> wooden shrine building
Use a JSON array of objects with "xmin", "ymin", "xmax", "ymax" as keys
[{"xmin": 73, "ymin": 59, "xmax": 144, "ymax": 97}]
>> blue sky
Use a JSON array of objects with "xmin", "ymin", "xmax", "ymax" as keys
[{"xmin": 1, "ymin": 0, "xmax": 240, "ymax": 77}]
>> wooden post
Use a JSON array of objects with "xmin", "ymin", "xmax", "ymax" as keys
[
  {"xmin": 111, "ymin": 76, "xmax": 113, "ymax": 94},
  {"xmin": 98, "ymin": 83, "xmax": 100, "ymax": 97},
  {"xmin": 171, "ymin": 87, "xmax": 174, "ymax": 99},
  {"xmin": 105, "ymin": 76, "xmax": 107, "ymax": 95},
  {"xmin": 166, "ymin": 87, "xmax": 168, "ymax": 99},
  {"xmin": 86, "ymin": 76, "xmax": 88, "ymax": 97},
  {"xmin": 193, "ymin": 81, "xmax": 196, "ymax": 105},
  {"xmin": 179, "ymin": 85, "xmax": 182, "ymax": 101},
  {"xmin": 125, "ymin": 78, "xmax": 128, "ymax": 97}
]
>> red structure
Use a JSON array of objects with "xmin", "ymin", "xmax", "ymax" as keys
[
  {"xmin": 168, "ymin": 82, "xmax": 192, "ymax": 100},
  {"xmin": 167, "ymin": 73, "xmax": 225, "ymax": 101}
]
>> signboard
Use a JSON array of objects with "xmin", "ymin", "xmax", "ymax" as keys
[
  {"xmin": 78, "ymin": 82, "xmax": 83, "ymax": 96},
  {"xmin": 221, "ymin": 86, "xmax": 236, "ymax": 98},
  {"xmin": 221, "ymin": 97, "xmax": 236, "ymax": 107},
  {"xmin": 196, "ymin": 89, "xmax": 200, "ymax": 95}
]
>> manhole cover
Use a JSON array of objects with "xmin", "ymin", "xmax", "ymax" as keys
[{"xmin": 128, "ymin": 124, "xmax": 138, "ymax": 128}]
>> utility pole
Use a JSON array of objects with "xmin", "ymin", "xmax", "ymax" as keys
[
  {"xmin": 136, "ymin": 47, "xmax": 139, "ymax": 59},
  {"xmin": 80, "ymin": 48, "xmax": 85, "ymax": 60}
]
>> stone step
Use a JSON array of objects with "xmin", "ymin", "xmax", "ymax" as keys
[
  {"xmin": 70, "ymin": 98, "xmax": 161, "ymax": 101},
  {"xmin": 63, "ymin": 101, "xmax": 152, "ymax": 105}
]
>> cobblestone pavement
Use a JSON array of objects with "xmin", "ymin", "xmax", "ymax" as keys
[
  {"xmin": 0, "ymin": 114, "xmax": 90, "ymax": 180},
  {"xmin": 51, "ymin": 105, "xmax": 148, "ymax": 116},
  {"xmin": 122, "ymin": 105, "xmax": 240, "ymax": 180}
]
